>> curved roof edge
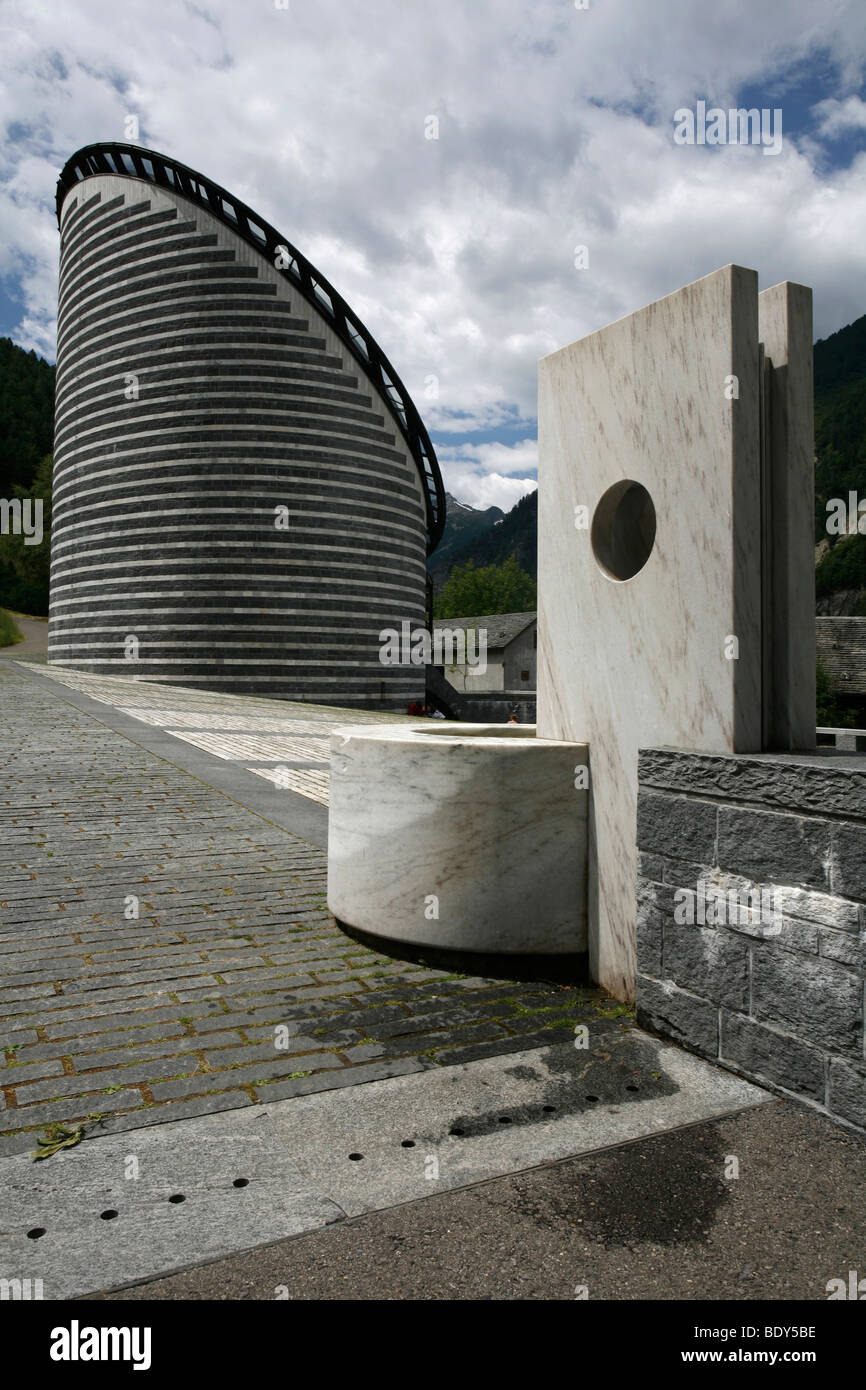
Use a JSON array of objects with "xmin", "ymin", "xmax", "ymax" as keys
[{"xmin": 56, "ymin": 142, "xmax": 445, "ymax": 554}]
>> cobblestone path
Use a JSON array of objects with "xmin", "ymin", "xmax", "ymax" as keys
[
  {"xmin": 13, "ymin": 662, "xmax": 410, "ymax": 806},
  {"xmin": 0, "ymin": 663, "xmax": 610, "ymax": 1150}
]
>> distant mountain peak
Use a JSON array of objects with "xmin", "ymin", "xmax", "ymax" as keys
[
  {"xmin": 429, "ymin": 487, "xmax": 537, "ymax": 586},
  {"xmin": 444, "ymin": 491, "xmax": 505, "ymax": 520}
]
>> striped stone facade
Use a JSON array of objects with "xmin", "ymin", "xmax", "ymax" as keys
[
  {"xmin": 50, "ymin": 168, "xmax": 434, "ymax": 708},
  {"xmin": 816, "ymin": 617, "xmax": 866, "ymax": 698}
]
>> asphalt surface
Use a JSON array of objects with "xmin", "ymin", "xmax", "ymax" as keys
[
  {"xmin": 0, "ymin": 613, "xmax": 47, "ymax": 661},
  {"xmin": 95, "ymin": 1099, "xmax": 865, "ymax": 1301}
]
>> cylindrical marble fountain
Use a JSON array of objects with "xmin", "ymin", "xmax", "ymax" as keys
[{"xmin": 327, "ymin": 723, "xmax": 588, "ymax": 955}]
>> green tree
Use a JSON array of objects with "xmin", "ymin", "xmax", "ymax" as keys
[
  {"xmin": 813, "ymin": 313, "xmax": 866, "ymax": 544},
  {"xmin": 816, "ymin": 657, "xmax": 858, "ymax": 728},
  {"xmin": 433, "ymin": 556, "xmax": 537, "ymax": 619},
  {"xmin": 815, "ymin": 531, "xmax": 866, "ymax": 600},
  {"xmin": 816, "ymin": 658, "xmax": 835, "ymax": 726},
  {"xmin": 0, "ymin": 337, "xmax": 55, "ymax": 494},
  {"xmin": 0, "ymin": 451, "xmax": 52, "ymax": 615}
]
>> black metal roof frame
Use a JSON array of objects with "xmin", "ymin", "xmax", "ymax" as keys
[{"xmin": 56, "ymin": 142, "xmax": 445, "ymax": 554}]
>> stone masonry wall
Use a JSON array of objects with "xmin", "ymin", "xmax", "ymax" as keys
[
  {"xmin": 816, "ymin": 617, "xmax": 866, "ymax": 697},
  {"xmin": 635, "ymin": 747, "xmax": 866, "ymax": 1136}
]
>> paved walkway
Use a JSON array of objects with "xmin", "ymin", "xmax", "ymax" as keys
[
  {"xmin": 0, "ymin": 662, "xmax": 608, "ymax": 1154},
  {"xmin": 95, "ymin": 1100, "xmax": 866, "ymax": 1303},
  {"xmin": 12, "ymin": 661, "xmax": 407, "ymax": 806},
  {"xmin": 4, "ymin": 1027, "xmax": 771, "ymax": 1300},
  {"xmin": 0, "ymin": 614, "xmax": 48, "ymax": 662},
  {"xmin": 2, "ymin": 660, "xmax": 862, "ymax": 1308}
]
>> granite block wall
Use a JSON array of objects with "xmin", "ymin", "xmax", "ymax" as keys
[{"xmin": 635, "ymin": 747, "xmax": 866, "ymax": 1135}]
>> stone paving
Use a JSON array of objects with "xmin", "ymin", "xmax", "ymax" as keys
[
  {"xmin": 12, "ymin": 662, "xmax": 412, "ymax": 806},
  {"xmin": 0, "ymin": 662, "xmax": 613, "ymax": 1152}
]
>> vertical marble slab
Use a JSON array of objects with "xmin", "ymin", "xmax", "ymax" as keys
[
  {"xmin": 758, "ymin": 282, "xmax": 816, "ymax": 750},
  {"xmin": 537, "ymin": 266, "xmax": 762, "ymax": 1000}
]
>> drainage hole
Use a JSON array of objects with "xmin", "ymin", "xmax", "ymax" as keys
[
  {"xmin": 449, "ymin": 1127, "xmax": 465, "ymax": 1137},
  {"xmin": 626, "ymin": 1084, "xmax": 640, "ymax": 1092},
  {"xmin": 585, "ymin": 1095, "xmax": 599, "ymax": 1103},
  {"xmin": 401, "ymin": 1140, "xmax": 415, "ymax": 1148},
  {"xmin": 542, "ymin": 1105, "xmax": 557, "ymax": 1113},
  {"xmin": 27, "ymin": 1228, "xmax": 46, "ymax": 1240},
  {"xmin": 498, "ymin": 1116, "xmax": 512, "ymax": 1124},
  {"xmin": 100, "ymin": 1210, "xmax": 118, "ymax": 1221},
  {"xmin": 348, "ymin": 1153, "xmax": 364, "ymax": 1162},
  {"xmin": 168, "ymin": 1193, "xmax": 186, "ymax": 1204},
  {"xmin": 232, "ymin": 1178, "xmax": 249, "ymax": 1188}
]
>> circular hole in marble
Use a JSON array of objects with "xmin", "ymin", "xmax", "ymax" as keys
[
  {"xmin": 100, "ymin": 1209, "xmax": 119, "ymax": 1221},
  {"xmin": 232, "ymin": 1178, "xmax": 249, "ymax": 1188},
  {"xmin": 542, "ymin": 1105, "xmax": 557, "ymax": 1113},
  {"xmin": 498, "ymin": 1115, "xmax": 512, "ymax": 1124},
  {"xmin": 169, "ymin": 1193, "xmax": 186, "ymax": 1204},
  {"xmin": 348, "ymin": 1153, "xmax": 364, "ymax": 1161},
  {"xmin": 449, "ymin": 1126, "xmax": 465, "ymax": 1137},
  {"xmin": 401, "ymin": 1140, "xmax": 415, "ymax": 1148},
  {"xmin": 27, "ymin": 1228, "xmax": 46, "ymax": 1240},
  {"xmin": 591, "ymin": 480, "xmax": 656, "ymax": 582},
  {"xmin": 585, "ymin": 1095, "xmax": 600, "ymax": 1103},
  {"xmin": 626, "ymin": 1084, "xmax": 640, "ymax": 1092}
]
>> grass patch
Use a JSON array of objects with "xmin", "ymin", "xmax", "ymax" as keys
[
  {"xmin": 592, "ymin": 1002, "xmax": 635, "ymax": 1019},
  {"xmin": 0, "ymin": 610, "xmax": 24, "ymax": 648},
  {"xmin": 254, "ymin": 1072, "xmax": 309, "ymax": 1086},
  {"xmin": 6, "ymin": 609, "xmax": 47, "ymax": 623},
  {"xmin": 506, "ymin": 997, "xmax": 584, "ymax": 1020}
]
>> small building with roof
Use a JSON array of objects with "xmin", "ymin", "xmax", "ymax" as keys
[{"xmin": 432, "ymin": 611, "xmax": 537, "ymax": 692}]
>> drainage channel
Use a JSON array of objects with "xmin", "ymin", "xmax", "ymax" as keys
[{"xmin": 0, "ymin": 1034, "xmax": 769, "ymax": 1298}]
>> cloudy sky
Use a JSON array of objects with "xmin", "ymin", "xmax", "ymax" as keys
[{"xmin": 1, "ymin": 0, "xmax": 865, "ymax": 510}]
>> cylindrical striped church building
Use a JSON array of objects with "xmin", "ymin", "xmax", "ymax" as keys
[{"xmin": 49, "ymin": 143, "xmax": 445, "ymax": 708}]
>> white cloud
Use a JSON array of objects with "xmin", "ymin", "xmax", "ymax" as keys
[
  {"xmin": 438, "ymin": 438, "xmax": 538, "ymax": 510},
  {"xmin": 439, "ymin": 439, "xmax": 539, "ymax": 477},
  {"xmin": 440, "ymin": 467, "xmax": 537, "ymax": 514},
  {"xmin": 812, "ymin": 95, "xmax": 866, "ymax": 136},
  {"xmin": 1, "ymin": 0, "xmax": 865, "ymax": 504}
]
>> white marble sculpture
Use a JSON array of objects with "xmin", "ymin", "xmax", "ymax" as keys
[
  {"xmin": 327, "ymin": 724, "xmax": 589, "ymax": 955},
  {"xmin": 536, "ymin": 265, "xmax": 815, "ymax": 999}
]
